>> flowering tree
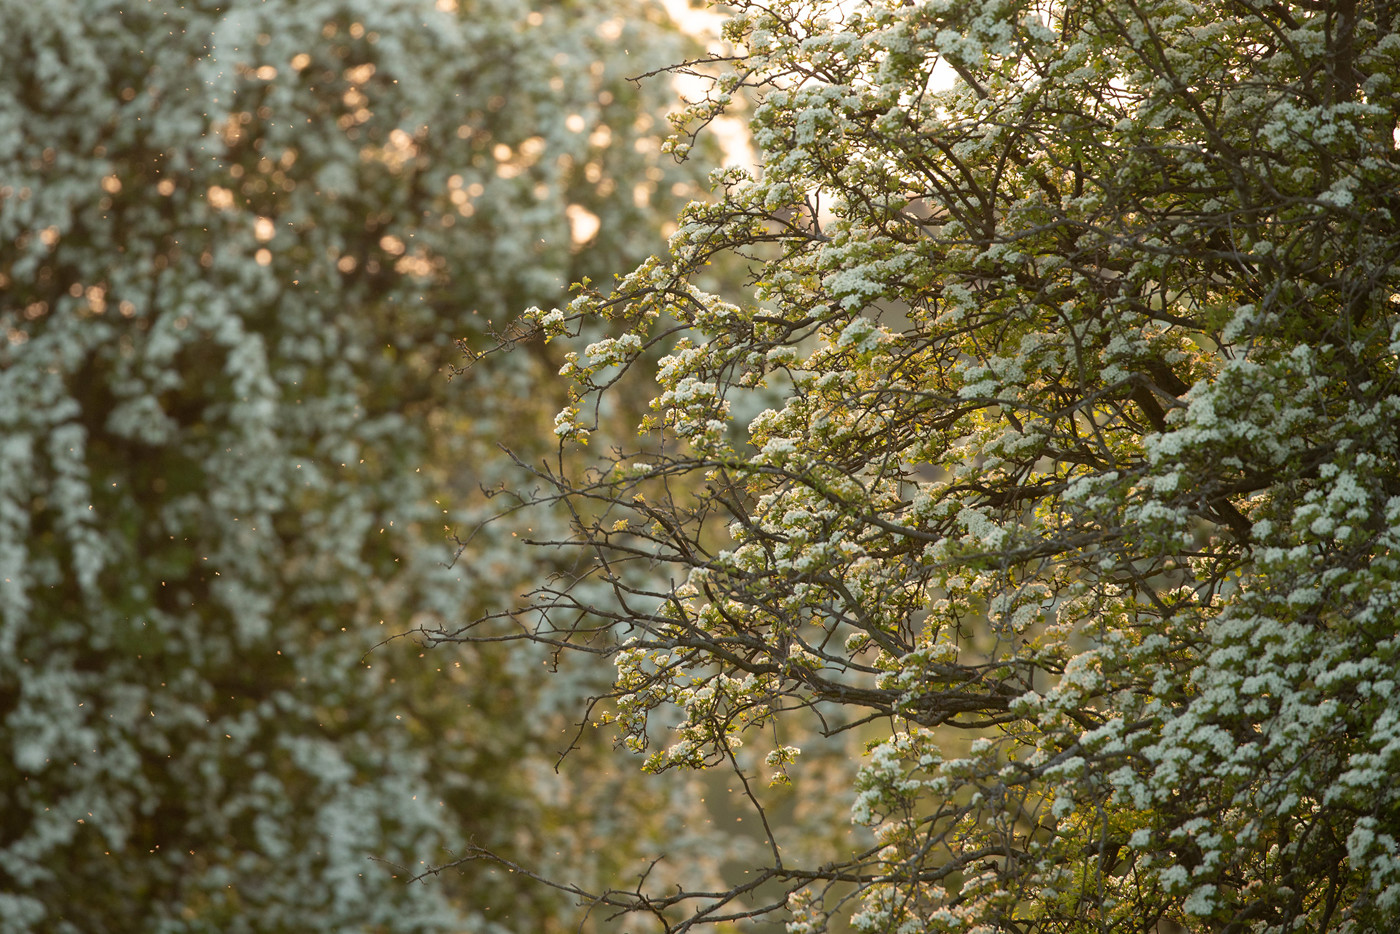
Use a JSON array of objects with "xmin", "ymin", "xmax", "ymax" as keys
[
  {"xmin": 485, "ymin": 0, "xmax": 1400, "ymax": 929},
  {"xmin": 0, "ymin": 0, "xmax": 705, "ymax": 930}
]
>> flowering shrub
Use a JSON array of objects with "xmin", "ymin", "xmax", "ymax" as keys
[
  {"xmin": 0, "ymin": 0, "xmax": 703, "ymax": 930},
  {"xmin": 497, "ymin": 0, "xmax": 1400, "ymax": 930}
]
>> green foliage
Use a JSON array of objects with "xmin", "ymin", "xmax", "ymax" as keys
[
  {"xmin": 508, "ymin": 0, "xmax": 1400, "ymax": 930},
  {"xmin": 0, "ymin": 0, "xmax": 705, "ymax": 930}
]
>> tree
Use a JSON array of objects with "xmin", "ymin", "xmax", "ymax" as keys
[
  {"xmin": 477, "ymin": 0, "xmax": 1400, "ymax": 929},
  {"xmin": 0, "ymin": 0, "xmax": 707, "ymax": 930}
]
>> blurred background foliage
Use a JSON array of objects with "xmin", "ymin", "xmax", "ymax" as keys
[{"xmin": 0, "ymin": 0, "xmax": 722, "ymax": 929}]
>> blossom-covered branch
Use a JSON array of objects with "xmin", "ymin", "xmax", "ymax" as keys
[{"xmin": 468, "ymin": 0, "xmax": 1400, "ymax": 929}]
